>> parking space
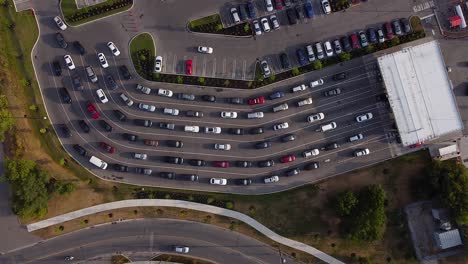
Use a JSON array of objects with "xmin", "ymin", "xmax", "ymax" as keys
[{"xmin": 12, "ymin": 0, "xmax": 33, "ymax": 12}]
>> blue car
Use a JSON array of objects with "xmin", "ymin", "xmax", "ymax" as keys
[
  {"xmin": 305, "ymin": 1, "xmax": 314, "ymax": 18},
  {"xmin": 269, "ymin": 91, "xmax": 284, "ymax": 100},
  {"xmin": 247, "ymin": 0, "xmax": 256, "ymax": 19},
  {"xmin": 296, "ymin": 49, "xmax": 307, "ymax": 66}
]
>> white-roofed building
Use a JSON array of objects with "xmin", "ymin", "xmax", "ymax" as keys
[
  {"xmin": 433, "ymin": 229, "xmax": 463, "ymax": 250},
  {"xmin": 378, "ymin": 40, "xmax": 463, "ymax": 146}
]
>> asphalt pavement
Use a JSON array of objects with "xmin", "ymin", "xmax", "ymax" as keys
[{"xmin": 0, "ymin": 218, "xmax": 297, "ymax": 264}]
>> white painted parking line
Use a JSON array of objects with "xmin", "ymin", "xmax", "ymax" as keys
[
  {"xmin": 242, "ymin": 60, "xmax": 247, "ymax": 80},
  {"xmin": 202, "ymin": 57, "xmax": 207, "ymax": 77},
  {"xmin": 222, "ymin": 58, "xmax": 227, "ymax": 77},
  {"xmin": 212, "ymin": 58, "xmax": 217, "ymax": 77},
  {"xmin": 231, "ymin": 59, "xmax": 237, "ymax": 79},
  {"xmin": 172, "ymin": 54, "xmax": 177, "ymax": 74},
  {"xmin": 413, "ymin": 1, "xmax": 434, "ymax": 12},
  {"xmin": 192, "ymin": 56, "xmax": 197, "ymax": 76}
]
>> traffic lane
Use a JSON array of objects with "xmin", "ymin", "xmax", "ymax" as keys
[{"xmin": 0, "ymin": 219, "xmax": 294, "ymax": 264}]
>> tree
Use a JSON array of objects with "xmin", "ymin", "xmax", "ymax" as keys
[
  {"xmin": 312, "ymin": 60, "xmax": 322, "ymax": 70},
  {"xmin": 335, "ymin": 191, "xmax": 358, "ymax": 216},
  {"xmin": 268, "ymin": 74, "xmax": 276, "ymax": 82},
  {"xmin": 176, "ymin": 76, "xmax": 183, "ymax": 84},
  {"xmin": 0, "ymin": 109, "xmax": 14, "ymax": 141},
  {"xmin": 339, "ymin": 52, "xmax": 352, "ymax": 61},
  {"xmin": 291, "ymin": 67, "xmax": 300, "ymax": 76},
  {"xmin": 197, "ymin": 77, "xmax": 205, "ymax": 85},
  {"xmin": 1, "ymin": 159, "xmax": 50, "ymax": 219},
  {"xmin": 57, "ymin": 182, "xmax": 75, "ymax": 195}
]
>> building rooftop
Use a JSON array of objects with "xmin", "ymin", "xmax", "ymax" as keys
[{"xmin": 434, "ymin": 229, "xmax": 463, "ymax": 250}]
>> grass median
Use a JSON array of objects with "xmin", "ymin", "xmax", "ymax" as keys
[
  {"xmin": 130, "ymin": 32, "xmax": 155, "ymax": 79},
  {"xmin": 61, "ymin": 0, "xmax": 133, "ymax": 26}
]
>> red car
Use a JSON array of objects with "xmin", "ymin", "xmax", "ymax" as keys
[
  {"xmin": 280, "ymin": 154, "xmax": 295, "ymax": 163},
  {"xmin": 87, "ymin": 100, "xmax": 99, "ymax": 119},
  {"xmin": 186, "ymin": 59, "xmax": 193, "ymax": 75},
  {"xmin": 212, "ymin": 161, "xmax": 230, "ymax": 168},
  {"xmin": 384, "ymin": 22, "xmax": 394, "ymax": 39},
  {"xmin": 248, "ymin": 96, "xmax": 265, "ymax": 105},
  {"xmin": 99, "ymin": 142, "xmax": 115, "ymax": 153},
  {"xmin": 350, "ymin": 34, "xmax": 360, "ymax": 49},
  {"xmin": 275, "ymin": 0, "xmax": 284, "ymax": 10},
  {"xmin": 409, "ymin": 142, "xmax": 423, "ymax": 148}
]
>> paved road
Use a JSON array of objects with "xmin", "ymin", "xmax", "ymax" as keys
[
  {"xmin": 2, "ymin": 218, "xmax": 298, "ymax": 264},
  {"xmin": 23, "ymin": 0, "xmax": 416, "ymax": 193},
  {"xmin": 25, "ymin": 199, "xmax": 345, "ymax": 264}
]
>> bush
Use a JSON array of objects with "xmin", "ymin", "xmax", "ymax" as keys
[
  {"xmin": 339, "ymin": 52, "xmax": 351, "ymax": 61},
  {"xmin": 335, "ymin": 191, "xmax": 358, "ymax": 216},
  {"xmin": 313, "ymin": 60, "xmax": 323, "ymax": 70},
  {"xmin": 225, "ymin": 201, "xmax": 234, "ymax": 209}
]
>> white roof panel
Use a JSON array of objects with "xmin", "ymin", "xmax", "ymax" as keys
[{"xmin": 378, "ymin": 40, "xmax": 463, "ymax": 146}]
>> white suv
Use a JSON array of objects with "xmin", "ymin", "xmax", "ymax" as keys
[
  {"xmin": 264, "ymin": 175, "xmax": 279, "ymax": 183},
  {"xmin": 163, "ymin": 108, "xmax": 179, "ymax": 116},
  {"xmin": 302, "ymin": 149, "xmax": 320, "ymax": 158},
  {"xmin": 210, "ymin": 178, "xmax": 227, "ymax": 185},
  {"xmin": 356, "ymin": 112, "xmax": 373, "ymax": 122},
  {"xmin": 184, "ymin": 125, "xmax": 200, "ymax": 133},
  {"xmin": 158, "ymin": 88, "xmax": 173, "ymax": 97},
  {"xmin": 354, "ymin": 148, "xmax": 370, "ymax": 157},
  {"xmin": 205, "ymin": 127, "xmax": 221, "ymax": 134},
  {"xmin": 214, "ymin": 143, "xmax": 231, "ymax": 150},
  {"xmin": 221, "ymin": 111, "xmax": 237, "ymax": 119},
  {"xmin": 273, "ymin": 122, "xmax": 289, "ymax": 131}
]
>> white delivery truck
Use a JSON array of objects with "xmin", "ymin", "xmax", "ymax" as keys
[{"xmin": 89, "ymin": 156, "xmax": 108, "ymax": 170}]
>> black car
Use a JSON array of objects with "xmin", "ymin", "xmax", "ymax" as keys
[
  {"xmin": 167, "ymin": 140, "xmax": 183, "ymax": 148},
  {"xmin": 52, "ymin": 61, "xmax": 62, "ymax": 76},
  {"xmin": 186, "ymin": 111, "xmax": 203, "ymax": 118},
  {"xmin": 119, "ymin": 65, "xmax": 132, "ymax": 80},
  {"xmin": 178, "ymin": 174, "xmax": 199, "ymax": 182},
  {"xmin": 78, "ymin": 120, "xmax": 90, "ymax": 133},
  {"xmin": 201, "ymin": 95, "xmax": 216, "ymax": 102},
  {"xmin": 134, "ymin": 119, "xmax": 152, "ymax": 127},
  {"xmin": 73, "ymin": 41, "xmax": 86, "ymax": 55},
  {"xmin": 99, "ymin": 120, "xmax": 113, "ymax": 132},
  {"xmin": 135, "ymin": 167, "xmax": 152, "ymax": 175},
  {"xmin": 400, "ymin": 18, "xmax": 411, "ymax": 33},
  {"xmin": 236, "ymin": 178, "xmax": 252, "ymax": 185},
  {"xmin": 295, "ymin": 5, "xmax": 305, "ymax": 19},
  {"xmin": 229, "ymin": 128, "xmax": 244, "ymax": 135},
  {"xmin": 189, "ymin": 159, "xmax": 206, "ymax": 167},
  {"xmin": 160, "ymin": 172, "xmax": 176, "ymax": 179},
  {"xmin": 55, "ymin": 32, "xmax": 67, "ymax": 49},
  {"xmin": 159, "ymin": 122, "xmax": 175, "ymax": 130},
  {"xmin": 247, "ymin": 0, "xmax": 256, "ymax": 18},
  {"xmin": 239, "ymin": 4, "xmax": 248, "ymax": 21},
  {"xmin": 258, "ymin": 159, "xmax": 275, "ymax": 167},
  {"xmin": 236, "ymin": 161, "xmax": 253, "ymax": 168},
  {"xmin": 296, "ymin": 48, "xmax": 307, "ymax": 66},
  {"xmin": 73, "ymin": 144, "xmax": 87, "ymax": 156},
  {"xmin": 113, "ymin": 164, "xmax": 129, "ymax": 172},
  {"xmin": 255, "ymin": 141, "xmax": 271, "ymax": 149},
  {"xmin": 367, "ymin": 28, "xmax": 377, "ymax": 43},
  {"xmin": 113, "ymin": 110, "xmax": 127, "ymax": 121},
  {"xmin": 71, "ymin": 74, "xmax": 83, "ymax": 90},
  {"xmin": 280, "ymin": 53, "xmax": 290, "ymax": 69},
  {"xmin": 167, "ymin": 156, "xmax": 184, "ymax": 165},
  {"xmin": 333, "ymin": 72, "xmax": 347, "ymax": 81},
  {"xmin": 323, "ymin": 88, "xmax": 341, "ymax": 97},
  {"xmin": 59, "ymin": 87, "xmax": 71, "ymax": 103},
  {"xmin": 58, "ymin": 124, "xmax": 71, "ymax": 137},
  {"xmin": 106, "ymin": 74, "xmax": 118, "ymax": 90},
  {"xmin": 305, "ymin": 162, "xmax": 320, "ymax": 170},
  {"xmin": 281, "ymin": 134, "xmax": 296, "ymax": 142},
  {"xmin": 324, "ymin": 142, "xmax": 340, "ymax": 150},
  {"xmin": 286, "ymin": 168, "xmax": 301, "ymax": 176},
  {"xmin": 250, "ymin": 127, "xmax": 264, "ymax": 134},
  {"xmin": 286, "ymin": 8, "xmax": 297, "ymax": 25},
  {"xmin": 228, "ymin": 97, "xmax": 244, "ymax": 105},
  {"xmin": 340, "ymin": 36, "xmax": 352, "ymax": 52},
  {"xmin": 123, "ymin": 133, "xmax": 138, "ymax": 141}
]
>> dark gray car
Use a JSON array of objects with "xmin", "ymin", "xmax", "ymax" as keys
[
  {"xmin": 255, "ymin": 141, "xmax": 272, "ymax": 149},
  {"xmin": 55, "ymin": 33, "xmax": 67, "ymax": 49}
]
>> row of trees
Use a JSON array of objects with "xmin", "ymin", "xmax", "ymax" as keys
[
  {"xmin": 334, "ymin": 184, "xmax": 387, "ymax": 241},
  {"xmin": 0, "ymin": 95, "xmax": 14, "ymax": 141}
]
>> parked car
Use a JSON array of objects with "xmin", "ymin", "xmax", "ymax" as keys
[
  {"xmin": 59, "ymin": 87, "xmax": 71, "ymax": 103},
  {"xmin": 158, "ymin": 88, "xmax": 173, "ymax": 97},
  {"xmin": 72, "ymin": 75, "xmax": 83, "ymax": 90},
  {"xmin": 341, "ymin": 36, "xmax": 352, "ymax": 52},
  {"xmin": 229, "ymin": 128, "xmax": 244, "ymax": 135},
  {"xmin": 53, "ymin": 16, "xmax": 67, "ymax": 30},
  {"xmin": 253, "ymin": 20, "xmax": 262, "ymax": 35},
  {"xmin": 356, "ymin": 112, "xmax": 373, "ymax": 122},
  {"xmin": 247, "ymin": 0, "xmax": 256, "ymax": 18},
  {"xmin": 302, "ymin": 149, "xmax": 320, "ymax": 158},
  {"xmin": 255, "ymin": 141, "xmax": 271, "ymax": 149},
  {"xmin": 258, "ymin": 159, "xmax": 275, "ymax": 167},
  {"xmin": 265, "ymin": 0, "xmax": 274, "ymax": 12},
  {"xmin": 107, "ymin": 42, "xmax": 120, "ymax": 56},
  {"xmin": 144, "ymin": 139, "xmax": 159, "ymax": 146},
  {"xmin": 236, "ymin": 161, "xmax": 253, "ymax": 168},
  {"xmin": 133, "ymin": 152, "xmax": 148, "ymax": 160},
  {"xmin": 100, "ymin": 142, "xmax": 115, "ymax": 153},
  {"xmin": 73, "ymin": 41, "xmax": 85, "ymax": 54},
  {"xmin": 113, "ymin": 164, "xmax": 129, "ymax": 172},
  {"xmin": 228, "ymin": 97, "xmax": 244, "ymax": 104},
  {"xmin": 377, "ymin": 29, "xmax": 385, "ymax": 43},
  {"xmin": 197, "ymin": 46, "xmax": 213, "ymax": 54},
  {"xmin": 324, "ymin": 41, "xmax": 334, "ymax": 57},
  {"xmin": 321, "ymin": 0, "xmax": 331, "ymax": 14},
  {"xmin": 178, "ymin": 93, "xmax": 195, "ymax": 101},
  {"xmin": 297, "ymin": 97, "xmax": 313, "ymax": 107},
  {"xmin": 333, "ymin": 72, "xmax": 347, "ymax": 80},
  {"xmin": 248, "ymin": 96, "xmax": 265, "ymax": 105},
  {"xmin": 323, "ymin": 88, "xmax": 341, "ymax": 97},
  {"xmin": 154, "ymin": 56, "xmax": 162, "ymax": 72},
  {"xmin": 349, "ymin": 133, "xmax": 364, "ymax": 142},
  {"xmin": 221, "ymin": 111, "xmax": 237, "ymax": 119},
  {"xmin": 281, "ymin": 154, "xmax": 296, "ymax": 163},
  {"xmin": 333, "ymin": 39, "xmax": 342, "ymax": 54},
  {"xmin": 236, "ymin": 178, "xmax": 252, "ymax": 186},
  {"xmin": 324, "ymin": 142, "xmax": 340, "ymax": 150},
  {"xmin": 307, "ymin": 113, "xmax": 325, "ymax": 123},
  {"xmin": 97, "ymin": 53, "xmax": 108, "ymax": 68},
  {"xmin": 123, "ymin": 133, "xmax": 138, "ymax": 141},
  {"xmin": 73, "ymin": 144, "xmax": 87, "ymax": 156},
  {"xmin": 185, "ymin": 59, "xmax": 193, "ymax": 75},
  {"xmin": 304, "ymin": 0, "xmax": 314, "ymax": 18},
  {"xmin": 136, "ymin": 84, "xmax": 151, "ymax": 94},
  {"xmin": 134, "ymin": 119, "xmax": 153, "ymax": 127},
  {"xmin": 260, "ymin": 60, "xmax": 271, "ymax": 76},
  {"xmin": 159, "ymin": 122, "xmax": 175, "ymax": 130},
  {"xmin": 392, "ymin": 20, "xmax": 402, "ymax": 35},
  {"xmin": 384, "ymin": 22, "xmax": 395, "ymax": 39},
  {"xmin": 113, "ymin": 110, "xmax": 127, "ymax": 121},
  {"xmin": 358, "ymin": 31, "xmax": 368, "ymax": 47},
  {"xmin": 167, "ymin": 140, "xmax": 183, "ymax": 148},
  {"xmin": 354, "ymin": 148, "xmax": 370, "ymax": 157},
  {"xmin": 186, "ymin": 111, "xmax": 203, "ymax": 118},
  {"xmin": 210, "ymin": 178, "xmax": 227, "ymax": 185},
  {"xmin": 205, "ymin": 127, "xmax": 221, "ymax": 134},
  {"xmin": 52, "ymin": 61, "xmax": 62, "ymax": 76},
  {"xmin": 63, "ymin": 55, "xmax": 75, "ymax": 70},
  {"xmin": 273, "ymin": 122, "xmax": 289, "ymax": 131},
  {"xmin": 135, "ymin": 168, "xmax": 152, "ymax": 175},
  {"xmin": 350, "ymin": 33, "xmax": 360, "ymax": 49},
  {"xmin": 178, "ymin": 174, "xmax": 199, "ymax": 181},
  {"xmin": 310, "ymin": 79, "xmax": 324, "ymax": 87},
  {"xmin": 274, "ymin": 0, "xmax": 283, "ymax": 10},
  {"xmin": 138, "ymin": 103, "xmax": 156, "ymax": 112},
  {"xmin": 99, "ymin": 120, "xmax": 113, "ymax": 132},
  {"xmin": 401, "ymin": 18, "xmax": 411, "ymax": 33},
  {"xmin": 58, "ymin": 124, "xmax": 71, "ymax": 138},
  {"xmin": 86, "ymin": 101, "xmax": 99, "ymax": 119},
  {"xmin": 163, "ymin": 108, "xmax": 180, "ymax": 116},
  {"xmin": 270, "ymin": 14, "xmax": 280, "ymax": 29},
  {"xmin": 78, "ymin": 120, "xmax": 90, "ymax": 133},
  {"xmin": 55, "ymin": 33, "xmax": 67, "ymax": 49},
  {"xmin": 269, "ymin": 91, "xmax": 284, "ymax": 100},
  {"xmin": 119, "ymin": 93, "xmax": 134, "ymax": 106},
  {"xmin": 281, "ymin": 134, "xmax": 296, "ymax": 142},
  {"xmin": 264, "ymin": 175, "xmax": 279, "ymax": 183},
  {"xmin": 201, "ymin": 95, "xmax": 216, "ymax": 102},
  {"xmin": 296, "ymin": 48, "xmax": 308, "ymax": 66},
  {"xmin": 231, "ymin": 7, "xmax": 241, "ymax": 23},
  {"xmin": 367, "ymin": 28, "xmax": 377, "ymax": 43},
  {"xmin": 250, "ymin": 127, "xmax": 264, "ymax": 134},
  {"xmin": 305, "ymin": 162, "xmax": 320, "ymax": 170},
  {"xmin": 119, "ymin": 65, "xmax": 132, "ymax": 79},
  {"xmin": 260, "ymin": 17, "xmax": 271, "ymax": 32},
  {"xmin": 292, "ymin": 84, "xmax": 307, "ymax": 93},
  {"xmin": 106, "ymin": 74, "xmax": 118, "ymax": 90},
  {"xmin": 211, "ymin": 161, "xmax": 230, "ymax": 168},
  {"xmin": 167, "ymin": 156, "xmax": 184, "ymax": 165},
  {"xmin": 286, "ymin": 168, "xmax": 301, "ymax": 176},
  {"xmin": 306, "ymin": 45, "xmax": 316, "ymax": 62},
  {"xmin": 189, "ymin": 159, "xmax": 206, "ymax": 167},
  {"xmin": 214, "ymin": 143, "xmax": 231, "ymax": 151}
]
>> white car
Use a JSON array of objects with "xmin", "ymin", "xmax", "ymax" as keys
[
  {"xmin": 354, "ymin": 148, "xmax": 370, "ymax": 157},
  {"xmin": 163, "ymin": 108, "xmax": 179, "ymax": 116},
  {"xmin": 253, "ymin": 20, "xmax": 262, "ymax": 35},
  {"xmin": 54, "ymin": 16, "xmax": 67, "ymax": 30},
  {"xmin": 138, "ymin": 103, "xmax": 156, "ymax": 112},
  {"xmin": 297, "ymin": 98, "xmax": 313, "ymax": 107},
  {"xmin": 307, "ymin": 113, "xmax": 325, "ymax": 123},
  {"xmin": 273, "ymin": 122, "xmax": 289, "ymax": 131},
  {"xmin": 96, "ymin": 89, "xmax": 108, "ymax": 103},
  {"xmin": 260, "ymin": 60, "xmax": 271, "ymax": 77},
  {"xmin": 356, "ymin": 112, "xmax": 373, "ymax": 123},
  {"xmin": 97, "ymin": 53, "xmax": 108, "ymax": 68},
  {"xmin": 270, "ymin": 15, "xmax": 280, "ymax": 29},
  {"xmin": 210, "ymin": 178, "xmax": 227, "ymax": 185},
  {"xmin": 136, "ymin": 84, "xmax": 151, "ymax": 94},
  {"xmin": 119, "ymin": 93, "xmax": 133, "ymax": 106},
  {"xmin": 221, "ymin": 111, "xmax": 237, "ymax": 119},
  {"xmin": 63, "ymin": 55, "xmax": 75, "ymax": 70},
  {"xmin": 158, "ymin": 89, "xmax": 173, "ymax": 97},
  {"xmin": 292, "ymin": 84, "xmax": 307, "ymax": 93},
  {"xmin": 324, "ymin": 41, "xmax": 334, "ymax": 57},
  {"xmin": 264, "ymin": 175, "xmax": 279, "ymax": 184},
  {"xmin": 302, "ymin": 149, "xmax": 320, "ymax": 158},
  {"xmin": 265, "ymin": 0, "xmax": 274, "ymax": 12},
  {"xmin": 205, "ymin": 127, "xmax": 221, "ymax": 134},
  {"xmin": 310, "ymin": 79, "xmax": 324, "ymax": 88},
  {"xmin": 107, "ymin": 42, "xmax": 120, "ymax": 56},
  {"xmin": 154, "ymin": 56, "xmax": 162, "ymax": 72},
  {"xmin": 198, "ymin": 46, "xmax": 213, "ymax": 54},
  {"xmin": 134, "ymin": 153, "xmax": 148, "ymax": 160},
  {"xmin": 184, "ymin": 125, "xmax": 200, "ymax": 133},
  {"xmin": 174, "ymin": 246, "xmax": 190, "ymax": 253},
  {"xmin": 321, "ymin": 0, "xmax": 331, "ymax": 14},
  {"xmin": 214, "ymin": 143, "xmax": 231, "ymax": 150},
  {"xmin": 260, "ymin": 17, "xmax": 271, "ymax": 32}
]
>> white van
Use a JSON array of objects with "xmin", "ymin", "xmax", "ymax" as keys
[
  {"xmin": 273, "ymin": 103, "xmax": 288, "ymax": 112},
  {"xmin": 85, "ymin": 66, "xmax": 98, "ymax": 83},
  {"xmin": 247, "ymin": 112, "xmax": 264, "ymax": 119},
  {"xmin": 318, "ymin": 122, "xmax": 337, "ymax": 132},
  {"xmin": 184, "ymin": 125, "xmax": 200, "ymax": 133},
  {"xmin": 89, "ymin": 156, "xmax": 108, "ymax": 170},
  {"xmin": 292, "ymin": 84, "xmax": 307, "ymax": 93},
  {"xmin": 315, "ymin": 42, "xmax": 324, "ymax": 59},
  {"xmin": 306, "ymin": 45, "xmax": 316, "ymax": 62}
]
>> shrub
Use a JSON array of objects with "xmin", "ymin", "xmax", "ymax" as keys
[
  {"xmin": 313, "ymin": 60, "xmax": 323, "ymax": 70},
  {"xmin": 225, "ymin": 201, "xmax": 234, "ymax": 209},
  {"xmin": 339, "ymin": 52, "xmax": 351, "ymax": 61},
  {"xmin": 207, "ymin": 197, "xmax": 215, "ymax": 204},
  {"xmin": 291, "ymin": 67, "xmax": 300, "ymax": 76}
]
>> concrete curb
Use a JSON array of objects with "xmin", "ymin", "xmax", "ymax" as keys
[{"xmin": 26, "ymin": 199, "xmax": 345, "ymax": 264}]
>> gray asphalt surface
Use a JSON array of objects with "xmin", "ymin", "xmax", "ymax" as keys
[
  {"xmin": 23, "ymin": 0, "xmax": 418, "ymax": 194},
  {"xmin": 0, "ymin": 218, "xmax": 296, "ymax": 264}
]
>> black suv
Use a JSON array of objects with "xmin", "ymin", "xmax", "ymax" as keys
[
  {"xmin": 106, "ymin": 74, "xmax": 118, "ymax": 90},
  {"xmin": 255, "ymin": 141, "xmax": 271, "ymax": 149},
  {"xmin": 236, "ymin": 178, "xmax": 252, "ymax": 185},
  {"xmin": 99, "ymin": 120, "xmax": 113, "ymax": 132},
  {"xmin": 134, "ymin": 119, "xmax": 152, "ymax": 127},
  {"xmin": 113, "ymin": 164, "xmax": 129, "ymax": 172},
  {"xmin": 229, "ymin": 128, "xmax": 244, "ymax": 135},
  {"xmin": 324, "ymin": 142, "xmax": 340, "ymax": 150},
  {"xmin": 250, "ymin": 127, "xmax": 264, "ymax": 134},
  {"xmin": 52, "ymin": 61, "xmax": 62, "ymax": 76},
  {"xmin": 160, "ymin": 172, "xmax": 176, "ymax": 179},
  {"xmin": 113, "ymin": 110, "xmax": 127, "ymax": 121},
  {"xmin": 119, "ymin": 65, "xmax": 132, "ymax": 80},
  {"xmin": 280, "ymin": 53, "xmax": 290, "ymax": 69},
  {"xmin": 123, "ymin": 133, "xmax": 138, "ymax": 141},
  {"xmin": 72, "ymin": 74, "xmax": 83, "ymax": 90},
  {"xmin": 167, "ymin": 140, "xmax": 183, "ymax": 148},
  {"xmin": 281, "ymin": 134, "xmax": 296, "ymax": 142},
  {"xmin": 189, "ymin": 159, "xmax": 206, "ymax": 167},
  {"xmin": 73, "ymin": 41, "xmax": 86, "ymax": 55},
  {"xmin": 236, "ymin": 161, "xmax": 253, "ymax": 168},
  {"xmin": 55, "ymin": 32, "xmax": 67, "ymax": 49},
  {"xmin": 332, "ymin": 72, "xmax": 347, "ymax": 81},
  {"xmin": 58, "ymin": 124, "xmax": 71, "ymax": 137},
  {"xmin": 228, "ymin": 97, "xmax": 244, "ymax": 104},
  {"xmin": 73, "ymin": 144, "xmax": 87, "ymax": 156},
  {"xmin": 178, "ymin": 174, "xmax": 199, "ymax": 182},
  {"xmin": 59, "ymin": 87, "xmax": 71, "ymax": 103},
  {"xmin": 201, "ymin": 95, "xmax": 216, "ymax": 102},
  {"xmin": 167, "ymin": 156, "xmax": 184, "ymax": 165},
  {"xmin": 305, "ymin": 162, "xmax": 320, "ymax": 170},
  {"xmin": 78, "ymin": 120, "xmax": 90, "ymax": 133}
]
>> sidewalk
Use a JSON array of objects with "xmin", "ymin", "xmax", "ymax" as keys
[{"xmin": 27, "ymin": 199, "xmax": 345, "ymax": 264}]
